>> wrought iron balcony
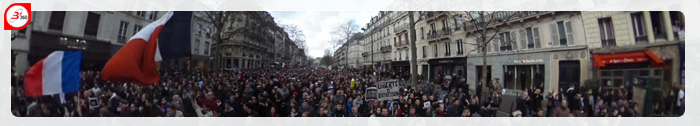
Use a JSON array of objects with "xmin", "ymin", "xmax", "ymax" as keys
[
  {"xmin": 380, "ymin": 46, "xmax": 392, "ymax": 52},
  {"xmin": 426, "ymin": 28, "xmax": 452, "ymax": 41}
]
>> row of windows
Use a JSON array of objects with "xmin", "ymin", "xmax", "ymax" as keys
[
  {"xmin": 420, "ymin": 39, "xmax": 465, "ymax": 58},
  {"xmin": 47, "ymin": 12, "xmax": 159, "ymax": 44}
]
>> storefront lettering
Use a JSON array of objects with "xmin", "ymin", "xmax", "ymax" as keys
[
  {"xmin": 603, "ymin": 57, "xmax": 648, "ymax": 64},
  {"xmin": 439, "ymin": 60, "xmax": 453, "ymax": 64},
  {"xmin": 514, "ymin": 59, "xmax": 543, "ymax": 64}
]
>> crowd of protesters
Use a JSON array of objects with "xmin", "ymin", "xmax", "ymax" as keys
[{"xmin": 10, "ymin": 66, "xmax": 684, "ymax": 117}]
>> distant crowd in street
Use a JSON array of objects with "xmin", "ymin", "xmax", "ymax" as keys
[{"xmin": 11, "ymin": 66, "xmax": 684, "ymax": 117}]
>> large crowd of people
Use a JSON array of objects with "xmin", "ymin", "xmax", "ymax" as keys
[{"xmin": 10, "ymin": 66, "xmax": 684, "ymax": 117}]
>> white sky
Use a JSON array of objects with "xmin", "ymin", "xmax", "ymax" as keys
[{"xmin": 269, "ymin": 11, "xmax": 379, "ymax": 58}]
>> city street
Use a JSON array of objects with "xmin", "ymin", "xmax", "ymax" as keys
[{"xmin": 10, "ymin": 11, "xmax": 684, "ymax": 117}]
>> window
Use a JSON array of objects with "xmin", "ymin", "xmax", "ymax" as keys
[
  {"xmin": 420, "ymin": 27, "xmax": 424, "ymax": 39},
  {"xmin": 196, "ymin": 24, "xmax": 202, "ymax": 35},
  {"xmin": 48, "ymin": 11, "xmax": 67, "ymax": 31},
  {"xmin": 404, "ymin": 33, "xmax": 409, "ymax": 45},
  {"xmin": 550, "ymin": 21, "xmax": 574, "ymax": 46},
  {"xmin": 631, "ymin": 12, "xmax": 647, "ymax": 42},
  {"xmin": 149, "ymin": 11, "xmax": 158, "ymax": 20},
  {"xmin": 397, "ymin": 36, "xmax": 401, "ymax": 46},
  {"xmin": 649, "ymin": 11, "xmax": 667, "ymax": 41},
  {"xmin": 434, "ymin": 44, "xmax": 439, "ymax": 58},
  {"xmin": 206, "ymin": 27, "xmax": 212, "ymax": 37},
  {"xmin": 441, "ymin": 19, "xmax": 449, "ymax": 31},
  {"xmin": 204, "ymin": 42, "xmax": 210, "ymax": 54},
  {"xmin": 118, "ymin": 21, "xmax": 129, "ymax": 43},
  {"xmin": 136, "ymin": 11, "xmax": 146, "ymax": 18},
  {"xmin": 83, "ymin": 12, "xmax": 101, "ymax": 37},
  {"xmin": 422, "ymin": 46, "xmax": 427, "ymax": 58},
  {"xmin": 405, "ymin": 50, "xmax": 408, "ymax": 60},
  {"xmin": 498, "ymin": 31, "xmax": 514, "ymax": 51},
  {"xmin": 133, "ymin": 25, "xmax": 143, "ymax": 35},
  {"xmin": 598, "ymin": 18, "xmax": 616, "ymax": 47},
  {"xmin": 430, "ymin": 23, "xmax": 437, "ymax": 32},
  {"xmin": 194, "ymin": 39, "xmax": 200, "ymax": 54},
  {"xmin": 476, "ymin": 36, "xmax": 487, "ymax": 53},
  {"xmin": 444, "ymin": 42, "xmax": 451, "ymax": 56},
  {"xmin": 520, "ymin": 27, "xmax": 541, "ymax": 49},
  {"xmin": 394, "ymin": 37, "xmax": 397, "ymax": 46},
  {"xmin": 456, "ymin": 39, "xmax": 464, "ymax": 55}
]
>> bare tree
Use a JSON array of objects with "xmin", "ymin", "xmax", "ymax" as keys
[
  {"xmin": 202, "ymin": 11, "xmax": 277, "ymax": 69},
  {"xmin": 281, "ymin": 24, "xmax": 309, "ymax": 63},
  {"xmin": 330, "ymin": 19, "xmax": 361, "ymax": 50},
  {"xmin": 321, "ymin": 48, "xmax": 334, "ymax": 66},
  {"xmin": 462, "ymin": 11, "xmax": 522, "ymax": 89}
]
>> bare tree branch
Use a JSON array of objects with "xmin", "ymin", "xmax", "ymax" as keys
[{"xmin": 330, "ymin": 19, "xmax": 361, "ymax": 50}]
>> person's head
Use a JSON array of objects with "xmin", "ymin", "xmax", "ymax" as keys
[
  {"xmin": 207, "ymin": 92, "xmax": 215, "ymax": 100},
  {"xmin": 561, "ymin": 100, "xmax": 567, "ymax": 108},
  {"xmin": 410, "ymin": 107, "xmax": 416, "ymax": 114},
  {"xmin": 352, "ymin": 107, "xmax": 359, "ymax": 114},
  {"xmin": 161, "ymin": 97, "xmax": 169, "ymax": 105},
  {"xmin": 319, "ymin": 107, "xmax": 325, "ymax": 114},
  {"xmin": 130, "ymin": 103, "xmax": 138, "ymax": 112},
  {"xmin": 438, "ymin": 104, "xmax": 445, "ymax": 112},
  {"xmin": 382, "ymin": 108, "xmax": 389, "ymax": 116},
  {"xmin": 302, "ymin": 101, "xmax": 309, "ymax": 108},
  {"xmin": 422, "ymin": 96, "xmax": 428, "ymax": 101},
  {"xmin": 302, "ymin": 112, "xmax": 310, "ymax": 117},
  {"xmin": 537, "ymin": 108, "xmax": 544, "ymax": 116},
  {"xmin": 167, "ymin": 107, "xmax": 176, "ymax": 116},
  {"xmin": 336, "ymin": 104, "xmax": 343, "ymax": 110},
  {"xmin": 291, "ymin": 107, "xmax": 298, "ymax": 113},
  {"xmin": 461, "ymin": 109, "xmax": 471, "ymax": 117},
  {"xmin": 145, "ymin": 96, "xmax": 154, "ymax": 107}
]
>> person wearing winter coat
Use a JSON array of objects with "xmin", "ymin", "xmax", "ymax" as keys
[{"xmin": 554, "ymin": 100, "xmax": 571, "ymax": 117}]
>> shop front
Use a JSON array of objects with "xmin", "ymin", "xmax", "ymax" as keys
[
  {"xmin": 391, "ymin": 61, "xmax": 410, "ymax": 74},
  {"xmin": 466, "ymin": 51, "xmax": 553, "ymax": 95},
  {"xmin": 591, "ymin": 47, "xmax": 679, "ymax": 116},
  {"xmin": 428, "ymin": 57, "xmax": 466, "ymax": 82},
  {"xmin": 28, "ymin": 31, "xmax": 111, "ymax": 71},
  {"xmin": 191, "ymin": 55, "xmax": 210, "ymax": 71}
]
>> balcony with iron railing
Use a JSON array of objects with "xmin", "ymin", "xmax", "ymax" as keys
[
  {"xmin": 380, "ymin": 46, "xmax": 392, "ymax": 52},
  {"xmin": 426, "ymin": 28, "xmax": 452, "ymax": 41},
  {"xmin": 425, "ymin": 11, "xmax": 447, "ymax": 22},
  {"xmin": 362, "ymin": 52, "xmax": 370, "ymax": 57},
  {"xmin": 393, "ymin": 24, "xmax": 408, "ymax": 34}
]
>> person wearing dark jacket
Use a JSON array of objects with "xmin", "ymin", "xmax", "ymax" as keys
[
  {"xmin": 348, "ymin": 107, "xmax": 363, "ymax": 117},
  {"xmin": 516, "ymin": 92, "xmax": 530, "ymax": 116},
  {"xmin": 447, "ymin": 100, "xmax": 461, "ymax": 117},
  {"xmin": 242, "ymin": 103, "xmax": 259, "ymax": 117},
  {"xmin": 123, "ymin": 103, "xmax": 142, "ymax": 117},
  {"xmin": 479, "ymin": 103, "xmax": 495, "ymax": 117},
  {"xmin": 142, "ymin": 96, "xmax": 164, "ymax": 117},
  {"xmin": 332, "ymin": 104, "xmax": 346, "ymax": 117}
]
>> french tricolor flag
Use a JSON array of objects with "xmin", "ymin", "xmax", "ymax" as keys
[
  {"xmin": 102, "ymin": 11, "xmax": 192, "ymax": 86},
  {"xmin": 24, "ymin": 51, "xmax": 82, "ymax": 97}
]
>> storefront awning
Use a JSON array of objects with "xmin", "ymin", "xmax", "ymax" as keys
[{"xmin": 592, "ymin": 50, "xmax": 665, "ymax": 69}]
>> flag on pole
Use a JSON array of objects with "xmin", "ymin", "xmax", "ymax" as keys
[
  {"xmin": 102, "ymin": 11, "xmax": 192, "ymax": 86},
  {"xmin": 24, "ymin": 51, "xmax": 82, "ymax": 97}
]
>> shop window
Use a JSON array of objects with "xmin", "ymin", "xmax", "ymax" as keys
[{"xmin": 476, "ymin": 65, "xmax": 492, "ymax": 85}]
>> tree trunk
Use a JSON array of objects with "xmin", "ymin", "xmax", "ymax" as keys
[
  {"xmin": 409, "ymin": 11, "xmax": 419, "ymax": 87},
  {"xmin": 481, "ymin": 36, "xmax": 488, "ymax": 93}
]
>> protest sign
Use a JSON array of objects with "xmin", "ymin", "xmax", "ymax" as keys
[
  {"xmin": 365, "ymin": 87, "xmax": 378, "ymax": 101},
  {"xmin": 375, "ymin": 79, "xmax": 403, "ymax": 101}
]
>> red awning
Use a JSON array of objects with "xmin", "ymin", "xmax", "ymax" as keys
[{"xmin": 592, "ymin": 50, "xmax": 665, "ymax": 69}]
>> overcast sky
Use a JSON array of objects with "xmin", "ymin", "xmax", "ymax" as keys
[{"xmin": 269, "ymin": 11, "xmax": 379, "ymax": 58}]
